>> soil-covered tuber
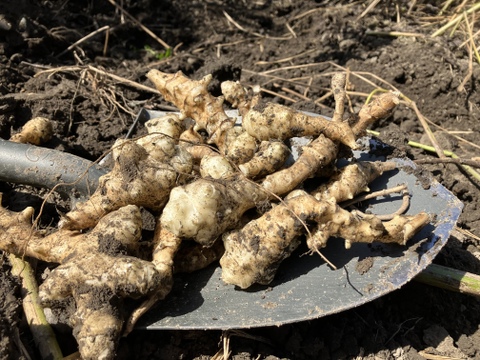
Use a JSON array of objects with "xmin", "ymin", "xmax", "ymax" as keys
[
  {"xmin": 10, "ymin": 116, "xmax": 54, "ymax": 145},
  {"xmin": 60, "ymin": 115, "xmax": 193, "ymax": 230},
  {"xmin": 220, "ymin": 191, "xmax": 430, "ymax": 289},
  {"xmin": 312, "ymin": 161, "xmax": 398, "ymax": 203},
  {"xmin": 160, "ymin": 176, "xmax": 268, "ymax": 247},
  {"xmin": 0, "ymin": 200, "xmax": 166, "ymax": 360}
]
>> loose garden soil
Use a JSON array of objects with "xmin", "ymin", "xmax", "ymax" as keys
[{"xmin": 1, "ymin": 1, "xmax": 480, "ymax": 359}]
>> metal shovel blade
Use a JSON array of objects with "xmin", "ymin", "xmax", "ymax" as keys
[{"xmin": 129, "ymin": 109, "xmax": 463, "ymax": 330}]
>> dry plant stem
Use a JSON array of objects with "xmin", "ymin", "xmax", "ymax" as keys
[
  {"xmin": 57, "ymin": 25, "xmax": 110, "ymax": 58},
  {"xmin": 365, "ymin": 31, "xmax": 424, "ymax": 37},
  {"xmin": 415, "ymin": 157, "xmax": 480, "ymax": 168},
  {"xmin": 409, "ymin": 101, "xmax": 446, "ymax": 159},
  {"xmin": 431, "ymin": 2, "xmax": 480, "ymax": 37},
  {"xmin": 34, "ymin": 65, "xmax": 163, "ymax": 95},
  {"xmin": 106, "ymin": 0, "xmax": 170, "ymax": 49},
  {"xmin": 9, "ymin": 255, "xmax": 63, "ymax": 360}
]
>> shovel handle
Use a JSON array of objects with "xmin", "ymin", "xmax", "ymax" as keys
[{"xmin": 0, "ymin": 139, "xmax": 106, "ymax": 199}]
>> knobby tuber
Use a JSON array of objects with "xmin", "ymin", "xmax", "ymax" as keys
[
  {"xmin": 312, "ymin": 161, "xmax": 398, "ymax": 203},
  {"xmin": 220, "ymin": 190, "xmax": 430, "ymax": 289},
  {"xmin": 0, "ymin": 200, "xmax": 165, "ymax": 359},
  {"xmin": 147, "ymin": 70, "xmax": 235, "ymax": 147},
  {"xmin": 160, "ymin": 176, "xmax": 269, "ymax": 247},
  {"xmin": 0, "ymin": 69, "xmax": 432, "ymax": 360},
  {"xmin": 10, "ymin": 116, "xmax": 54, "ymax": 145},
  {"xmin": 60, "ymin": 115, "xmax": 193, "ymax": 230},
  {"xmin": 242, "ymin": 102, "xmax": 357, "ymax": 148}
]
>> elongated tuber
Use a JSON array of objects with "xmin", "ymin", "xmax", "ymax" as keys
[
  {"xmin": 261, "ymin": 134, "xmax": 338, "ymax": 196},
  {"xmin": 312, "ymin": 161, "xmax": 398, "ymax": 203},
  {"xmin": 0, "ymin": 199, "xmax": 166, "ymax": 360},
  {"xmin": 242, "ymin": 102, "xmax": 357, "ymax": 148},
  {"xmin": 147, "ymin": 69, "xmax": 235, "ymax": 145},
  {"xmin": 220, "ymin": 190, "xmax": 430, "ymax": 289},
  {"xmin": 238, "ymin": 140, "xmax": 290, "ymax": 179}
]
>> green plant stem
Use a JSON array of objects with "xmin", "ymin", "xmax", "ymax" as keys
[
  {"xmin": 9, "ymin": 254, "xmax": 63, "ymax": 360},
  {"xmin": 367, "ymin": 130, "xmax": 480, "ymax": 182},
  {"xmin": 415, "ymin": 263, "xmax": 480, "ymax": 298}
]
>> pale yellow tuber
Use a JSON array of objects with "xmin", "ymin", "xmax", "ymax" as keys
[
  {"xmin": 238, "ymin": 140, "xmax": 290, "ymax": 179},
  {"xmin": 220, "ymin": 191, "xmax": 430, "ymax": 289},
  {"xmin": 0, "ymin": 200, "xmax": 165, "ymax": 360},
  {"xmin": 0, "ymin": 201, "xmax": 143, "ymax": 263},
  {"xmin": 352, "ymin": 92, "xmax": 400, "ymax": 137},
  {"xmin": 199, "ymin": 153, "xmax": 237, "ymax": 180},
  {"xmin": 10, "ymin": 116, "xmax": 54, "ymax": 145},
  {"xmin": 312, "ymin": 161, "xmax": 398, "ymax": 203},
  {"xmin": 261, "ymin": 134, "xmax": 339, "ymax": 196},
  {"xmin": 147, "ymin": 69, "xmax": 235, "ymax": 145},
  {"xmin": 242, "ymin": 102, "xmax": 357, "ymax": 148},
  {"xmin": 160, "ymin": 176, "xmax": 268, "ymax": 247},
  {"xmin": 60, "ymin": 115, "xmax": 193, "ymax": 230}
]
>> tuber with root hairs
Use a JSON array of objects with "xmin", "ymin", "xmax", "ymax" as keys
[
  {"xmin": 220, "ymin": 190, "xmax": 430, "ymax": 289},
  {"xmin": 0, "ymin": 69, "xmax": 431, "ymax": 360}
]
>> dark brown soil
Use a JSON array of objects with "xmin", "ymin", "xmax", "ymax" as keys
[{"xmin": 1, "ymin": 1, "xmax": 480, "ymax": 359}]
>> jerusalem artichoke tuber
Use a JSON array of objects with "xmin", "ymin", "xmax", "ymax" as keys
[
  {"xmin": 312, "ymin": 161, "xmax": 398, "ymax": 203},
  {"xmin": 60, "ymin": 116, "xmax": 193, "ymax": 230},
  {"xmin": 220, "ymin": 190, "xmax": 430, "ymax": 289},
  {"xmin": 147, "ymin": 69, "xmax": 235, "ymax": 146},
  {"xmin": 10, "ymin": 116, "xmax": 54, "ymax": 145},
  {"xmin": 0, "ymin": 199, "xmax": 166, "ymax": 360},
  {"xmin": 160, "ymin": 176, "xmax": 269, "ymax": 247},
  {"xmin": 242, "ymin": 102, "xmax": 357, "ymax": 148}
]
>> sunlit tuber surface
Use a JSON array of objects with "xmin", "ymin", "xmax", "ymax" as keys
[
  {"xmin": 220, "ymin": 191, "xmax": 430, "ymax": 289},
  {"xmin": 0, "ymin": 201, "xmax": 164, "ymax": 360},
  {"xmin": 312, "ymin": 161, "xmax": 398, "ymax": 203},
  {"xmin": 10, "ymin": 116, "xmax": 54, "ymax": 145},
  {"xmin": 59, "ymin": 115, "xmax": 193, "ymax": 230},
  {"xmin": 1, "ymin": 70, "xmax": 429, "ymax": 360}
]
